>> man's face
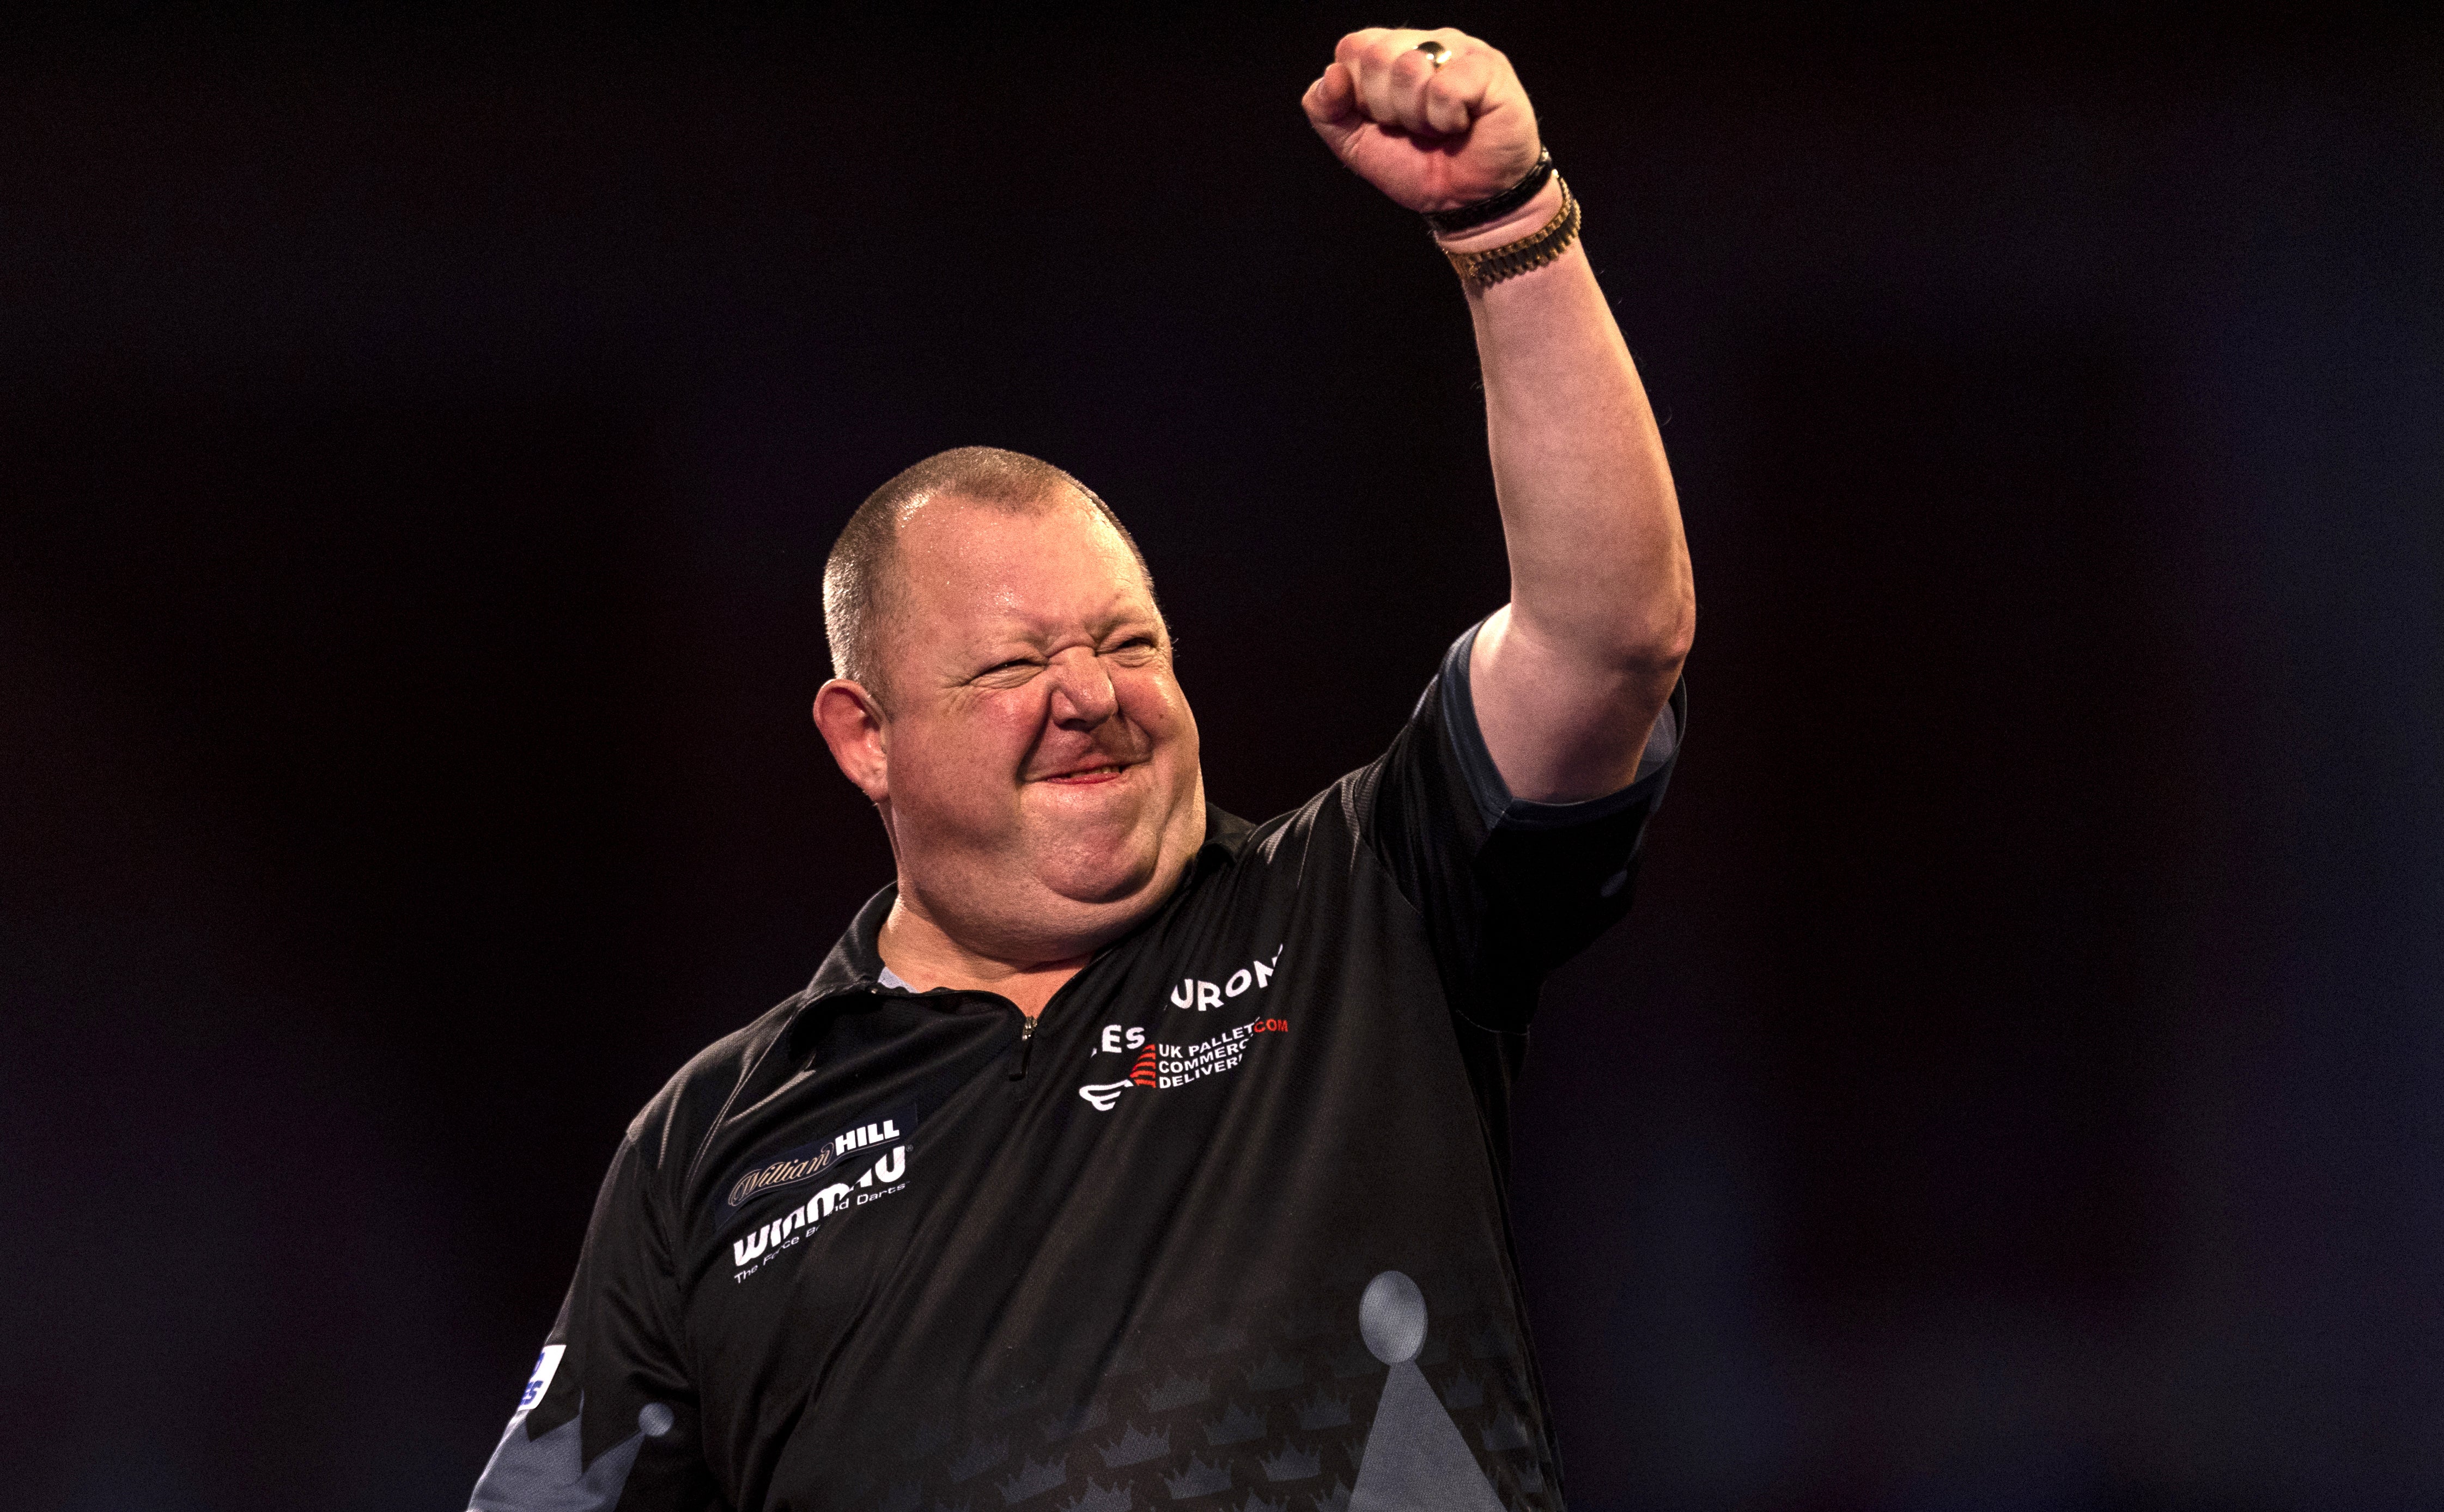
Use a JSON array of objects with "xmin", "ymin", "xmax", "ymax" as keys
[{"xmin": 860, "ymin": 496, "xmax": 1205, "ymax": 960}]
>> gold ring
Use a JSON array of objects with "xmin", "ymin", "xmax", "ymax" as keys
[{"xmin": 1413, "ymin": 39, "xmax": 1452, "ymax": 70}]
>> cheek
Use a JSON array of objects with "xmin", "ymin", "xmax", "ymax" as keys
[
  {"xmin": 1121, "ymin": 671, "xmax": 1195, "ymax": 743},
  {"xmin": 897, "ymin": 699, "xmax": 1044, "ymax": 797}
]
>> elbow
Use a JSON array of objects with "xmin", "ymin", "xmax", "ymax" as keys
[
  {"xmin": 1509, "ymin": 572, "xmax": 1694, "ymax": 684},
  {"xmin": 1617, "ymin": 585, "xmax": 1695, "ymax": 680}
]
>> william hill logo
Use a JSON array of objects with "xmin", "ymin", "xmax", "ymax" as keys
[{"xmin": 725, "ymin": 1118, "xmax": 900, "ymax": 1209}]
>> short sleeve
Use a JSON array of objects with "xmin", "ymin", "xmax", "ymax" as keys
[
  {"xmin": 467, "ymin": 1136, "xmax": 720, "ymax": 1512},
  {"xmin": 1360, "ymin": 618, "xmax": 1684, "ymax": 1035}
]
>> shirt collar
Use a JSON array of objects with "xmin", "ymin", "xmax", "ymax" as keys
[{"xmin": 797, "ymin": 802, "xmax": 1253, "ymax": 1008}]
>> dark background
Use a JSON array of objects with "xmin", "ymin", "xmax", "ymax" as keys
[{"xmin": 3, "ymin": 5, "xmax": 2439, "ymax": 1509}]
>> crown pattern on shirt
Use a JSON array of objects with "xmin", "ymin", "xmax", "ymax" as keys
[
  {"xmin": 1059, "ymin": 1482, "xmax": 1136, "ymax": 1512},
  {"xmin": 1161, "ymin": 1455, "xmax": 1232, "ymax": 1501},
  {"xmin": 903, "ymin": 1419, "xmax": 956, "ymax": 1463},
  {"xmin": 1143, "ymin": 1373, "xmax": 1211, "ymax": 1413},
  {"xmin": 1202, "ymin": 1402, "xmax": 1265, "ymax": 1446},
  {"xmin": 996, "ymin": 1454, "xmax": 1068, "ymax": 1504},
  {"xmin": 1516, "ymin": 1463, "xmax": 1545, "ymax": 1495},
  {"xmin": 1467, "ymin": 1320, "xmax": 1517, "ymax": 1360},
  {"xmin": 1097, "ymin": 1423, "xmax": 1172, "ymax": 1468},
  {"xmin": 1439, "ymin": 1371, "xmax": 1484, "ymax": 1411},
  {"xmin": 1241, "ymin": 1351, "xmax": 1303, "ymax": 1393},
  {"xmin": 1481, "ymin": 1415, "xmax": 1534, "ymax": 1453},
  {"xmin": 1044, "ymin": 1400, "xmax": 1111, "ymax": 1442},
  {"xmin": 1233, "ymin": 1492, "xmax": 1286, "ymax": 1512},
  {"xmin": 1259, "ymin": 1444, "xmax": 1321, "ymax": 1483},
  {"xmin": 1311, "ymin": 1480, "xmax": 1352, "ymax": 1512},
  {"xmin": 947, "ymin": 1435, "xmax": 1011, "ymax": 1483},
  {"xmin": 1327, "ymin": 1342, "xmax": 1379, "ymax": 1380},
  {"xmin": 1291, "ymin": 1388, "xmax": 1350, "ymax": 1431}
]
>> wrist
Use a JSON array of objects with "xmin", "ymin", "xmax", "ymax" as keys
[
  {"xmin": 1431, "ymin": 176, "xmax": 1566, "ymax": 254},
  {"xmin": 1436, "ymin": 176, "xmax": 1581, "ymax": 290},
  {"xmin": 1421, "ymin": 145, "xmax": 1554, "ymax": 236}
]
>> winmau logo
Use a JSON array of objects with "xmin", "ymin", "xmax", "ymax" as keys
[
  {"xmin": 730, "ymin": 1142, "xmax": 906, "ymax": 1271},
  {"xmin": 724, "ymin": 1107, "xmax": 919, "ymax": 1279}
]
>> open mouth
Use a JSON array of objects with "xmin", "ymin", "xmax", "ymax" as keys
[{"xmin": 1038, "ymin": 762, "xmax": 1133, "ymax": 785}]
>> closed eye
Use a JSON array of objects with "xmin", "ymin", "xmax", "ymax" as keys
[{"xmin": 970, "ymin": 656, "xmax": 1044, "ymax": 685}]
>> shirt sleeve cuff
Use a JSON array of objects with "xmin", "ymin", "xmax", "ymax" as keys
[{"xmin": 1432, "ymin": 618, "xmax": 1685, "ymax": 834}]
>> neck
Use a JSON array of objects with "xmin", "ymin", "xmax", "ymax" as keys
[{"xmin": 876, "ymin": 896, "xmax": 1090, "ymax": 1020}]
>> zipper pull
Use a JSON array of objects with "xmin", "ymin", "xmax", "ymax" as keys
[{"xmin": 1008, "ymin": 1010, "xmax": 1038, "ymax": 1082}]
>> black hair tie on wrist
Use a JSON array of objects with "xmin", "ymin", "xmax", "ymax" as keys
[{"xmin": 1423, "ymin": 148, "xmax": 1555, "ymax": 236}]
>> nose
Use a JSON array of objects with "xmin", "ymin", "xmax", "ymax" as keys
[{"xmin": 1045, "ymin": 647, "xmax": 1120, "ymax": 728}]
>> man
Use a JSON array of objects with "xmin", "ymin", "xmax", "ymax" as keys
[{"xmin": 471, "ymin": 26, "xmax": 1692, "ymax": 1512}]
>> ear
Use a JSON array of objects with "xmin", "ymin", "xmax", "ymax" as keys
[{"xmin": 813, "ymin": 679, "xmax": 891, "ymax": 803}]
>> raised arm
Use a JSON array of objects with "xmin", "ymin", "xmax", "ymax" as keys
[{"xmin": 1305, "ymin": 27, "xmax": 1693, "ymax": 803}]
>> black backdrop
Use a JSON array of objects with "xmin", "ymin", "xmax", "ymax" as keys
[{"xmin": 3, "ymin": 7, "xmax": 2440, "ymax": 1509}]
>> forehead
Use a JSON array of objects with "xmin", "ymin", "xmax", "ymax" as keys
[{"xmin": 891, "ymin": 496, "xmax": 1156, "ymax": 643}]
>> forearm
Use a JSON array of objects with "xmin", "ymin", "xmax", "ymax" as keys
[
  {"xmin": 1446, "ymin": 178, "xmax": 1694, "ymax": 681},
  {"xmin": 1435, "ymin": 179, "xmax": 1693, "ymax": 800}
]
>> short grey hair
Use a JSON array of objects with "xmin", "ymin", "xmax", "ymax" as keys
[{"xmin": 822, "ymin": 447, "xmax": 1154, "ymax": 702}]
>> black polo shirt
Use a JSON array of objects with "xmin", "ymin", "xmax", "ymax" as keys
[{"xmin": 470, "ymin": 623, "xmax": 1683, "ymax": 1512}]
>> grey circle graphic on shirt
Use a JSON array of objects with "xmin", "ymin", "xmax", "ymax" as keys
[
  {"xmin": 1359, "ymin": 1270, "xmax": 1427, "ymax": 1363},
  {"xmin": 639, "ymin": 1402, "xmax": 676, "ymax": 1437}
]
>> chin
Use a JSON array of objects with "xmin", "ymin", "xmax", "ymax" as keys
[
  {"xmin": 1018, "ymin": 771, "xmax": 1202, "ymax": 910},
  {"xmin": 1037, "ymin": 848, "xmax": 1164, "ymax": 908}
]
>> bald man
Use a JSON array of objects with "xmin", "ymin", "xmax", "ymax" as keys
[{"xmin": 472, "ymin": 27, "xmax": 1692, "ymax": 1512}]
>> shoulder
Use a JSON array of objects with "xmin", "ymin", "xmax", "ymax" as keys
[
  {"xmin": 621, "ymin": 989, "xmax": 816, "ymax": 1188},
  {"xmin": 1201, "ymin": 752, "xmax": 1408, "ymax": 913}
]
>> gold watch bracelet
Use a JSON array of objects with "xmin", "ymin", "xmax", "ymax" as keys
[{"xmin": 1437, "ymin": 176, "xmax": 1580, "ymax": 290}]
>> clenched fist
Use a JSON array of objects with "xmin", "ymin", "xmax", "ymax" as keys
[{"xmin": 1301, "ymin": 28, "xmax": 1542, "ymax": 216}]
